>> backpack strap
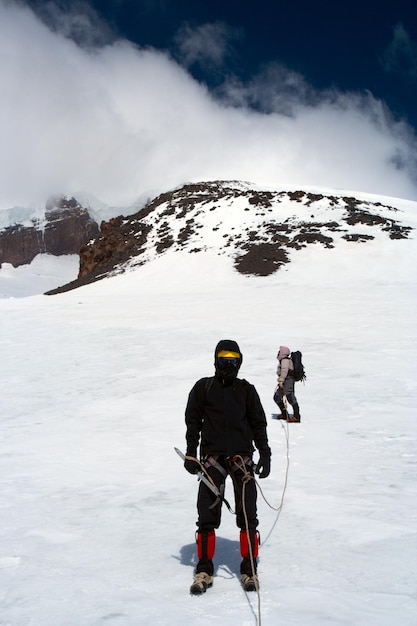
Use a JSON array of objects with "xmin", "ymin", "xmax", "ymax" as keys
[{"xmin": 204, "ymin": 376, "xmax": 215, "ymax": 397}]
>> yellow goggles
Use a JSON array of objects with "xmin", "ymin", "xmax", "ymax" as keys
[{"xmin": 217, "ymin": 350, "xmax": 240, "ymax": 358}]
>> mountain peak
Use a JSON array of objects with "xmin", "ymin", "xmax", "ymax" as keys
[{"xmin": 45, "ymin": 180, "xmax": 413, "ymax": 294}]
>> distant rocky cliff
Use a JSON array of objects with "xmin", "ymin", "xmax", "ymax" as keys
[
  {"xmin": 0, "ymin": 197, "xmax": 99, "ymax": 268},
  {"xmin": 45, "ymin": 181, "xmax": 413, "ymax": 295}
]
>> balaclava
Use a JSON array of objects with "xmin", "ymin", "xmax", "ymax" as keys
[{"xmin": 214, "ymin": 339, "xmax": 242, "ymax": 385}]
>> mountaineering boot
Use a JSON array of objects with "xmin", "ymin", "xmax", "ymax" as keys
[
  {"xmin": 241, "ymin": 573, "xmax": 259, "ymax": 592},
  {"xmin": 288, "ymin": 405, "xmax": 300, "ymax": 422},
  {"xmin": 190, "ymin": 572, "xmax": 213, "ymax": 595}
]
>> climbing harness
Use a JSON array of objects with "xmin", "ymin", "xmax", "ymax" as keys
[{"xmin": 174, "ymin": 447, "xmax": 234, "ymax": 513}]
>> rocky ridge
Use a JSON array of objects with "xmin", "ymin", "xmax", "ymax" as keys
[
  {"xmin": 0, "ymin": 197, "xmax": 99, "ymax": 268},
  {"xmin": 45, "ymin": 180, "xmax": 413, "ymax": 295}
]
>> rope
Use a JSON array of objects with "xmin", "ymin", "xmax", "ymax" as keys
[
  {"xmin": 235, "ymin": 394, "xmax": 292, "ymax": 625},
  {"xmin": 185, "ymin": 402, "xmax": 292, "ymax": 626},
  {"xmin": 257, "ymin": 397, "xmax": 291, "ymax": 557},
  {"xmin": 184, "ymin": 453, "xmax": 235, "ymax": 513},
  {"xmin": 256, "ymin": 421, "xmax": 290, "ymax": 514},
  {"xmin": 184, "ymin": 453, "xmax": 214, "ymax": 484},
  {"xmin": 234, "ymin": 455, "xmax": 262, "ymax": 626},
  {"xmin": 184, "ymin": 453, "xmax": 223, "ymax": 494},
  {"xmin": 259, "ymin": 394, "xmax": 291, "ymax": 514}
]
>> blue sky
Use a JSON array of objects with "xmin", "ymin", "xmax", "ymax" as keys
[
  {"xmin": 38, "ymin": 0, "xmax": 417, "ymax": 128},
  {"xmin": 1, "ymin": 0, "xmax": 416, "ymax": 207}
]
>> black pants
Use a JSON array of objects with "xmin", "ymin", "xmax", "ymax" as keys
[
  {"xmin": 196, "ymin": 455, "xmax": 258, "ymax": 576},
  {"xmin": 273, "ymin": 386, "xmax": 300, "ymax": 418}
]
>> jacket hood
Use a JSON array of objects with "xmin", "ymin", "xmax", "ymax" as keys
[
  {"xmin": 214, "ymin": 338, "xmax": 242, "ymax": 360},
  {"xmin": 214, "ymin": 339, "xmax": 242, "ymax": 381},
  {"xmin": 277, "ymin": 345, "xmax": 290, "ymax": 360}
]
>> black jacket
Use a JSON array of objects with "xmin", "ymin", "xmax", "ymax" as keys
[{"xmin": 185, "ymin": 375, "xmax": 269, "ymax": 458}]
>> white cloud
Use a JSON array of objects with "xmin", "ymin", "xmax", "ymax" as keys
[
  {"xmin": 217, "ymin": 62, "xmax": 316, "ymax": 115},
  {"xmin": 0, "ymin": 0, "xmax": 416, "ymax": 212}
]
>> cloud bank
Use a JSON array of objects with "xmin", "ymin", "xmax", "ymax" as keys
[{"xmin": 1, "ymin": 0, "xmax": 416, "ymax": 211}]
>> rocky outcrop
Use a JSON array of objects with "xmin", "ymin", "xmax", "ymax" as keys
[
  {"xmin": 45, "ymin": 181, "xmax": 413, "ymax": 295},
  {"xmin": 78, "ymin": 215, "xmax": 152, "ymax": 279},
  {"xmin": 0, "ymin": 197, "xmax": 99, "ymax": 267}
]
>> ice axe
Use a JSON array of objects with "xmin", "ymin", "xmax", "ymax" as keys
[{"xmin": 174, "ymin": 447, "xmax": 234, "ymax": 513}]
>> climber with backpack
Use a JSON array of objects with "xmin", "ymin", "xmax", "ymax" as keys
[{"xmin": 273, "ymin": 346, "xmax": 304, "ymax": 423}]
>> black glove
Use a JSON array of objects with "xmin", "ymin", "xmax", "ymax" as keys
[
  {"xmin": 184, "ymin": 451, "xmax": 200, "ymax": 475},
  {"xmin": 255, "ymin": 448, "xmax": 271, "ymax": 479}
]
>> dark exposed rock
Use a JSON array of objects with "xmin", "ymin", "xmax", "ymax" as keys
[
  {"xmin": 78, "ymin": 216, "xmax": 152, "ymax": 278},
  {"xmin": 0, "ymin": 197, "xmax": 99, "ymax": 268},
  {"xmin": 384, "ymin": 224, "xmax": 412, "ymax": 239},
  {"xmin": 235, "ymin": 243, "xmax": 289, "ymax": 275},
  {"xmin": 342, "ymin": 233, "xmax": 375, "ymax": 242},
  {"xmin": 345, "ymin": 210, "xmax": 387, "ymax": 227},
  {"xmin": 248, "ymin": 192, "xmax": 274, "ymax": 207},
  {"xmin": 291, "ymin": 232, "xmax": 334, "ymax": 248},
  {"xmin": 0, "ymin": 224, "xmax": 45, "ymax": 267},
  {"xmin": 287, "ymin": 191, "xmax": 306, "ymax": 202}
]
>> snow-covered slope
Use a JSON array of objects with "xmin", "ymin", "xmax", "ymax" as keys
[
  {"xmin": 0, "ymin": 184, "xmax": 416, "ymax": 625},
  {"xmin": 44, "ymin": 181, "xmax": 417, "ymax": 294},
  {"xmin": 0, "ymin": 254, "xmax": 79, "ymax": 298}
]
